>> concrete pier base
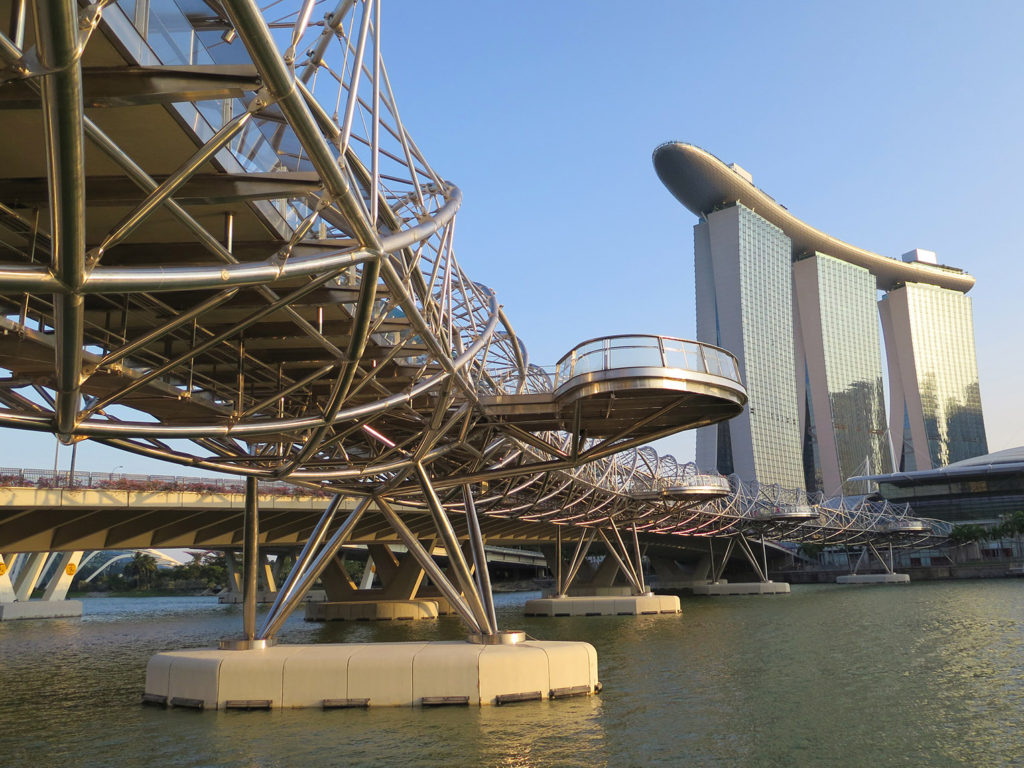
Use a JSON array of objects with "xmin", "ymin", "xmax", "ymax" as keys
[
  {"xmin": 218, "ymin": 590, "xmax": 326, "ymax": 605},
  {"xmin": 524, "ymin": 594, "xmax": 680, "ymax": 617},
  {"xmin": 305, "ymin": 599, "xmax": 440, "ymax": 622},
  {"xmin": 690, "ymin": 582, "xmax": 791, "ymax": 596},
  {"xmin": 0, "ymin": 601, "xmax": 83, "ymax": 620},
  {"xmin": 656, "ymin": 580, "xmax": 728, "ymax": 595},
  {"xmin": 836, "ymin": 573, "xmax": 910, "ymax": 584},
  {"xmin": 144, "ymin": 640, "xmax": 599, "ymax": 709}
]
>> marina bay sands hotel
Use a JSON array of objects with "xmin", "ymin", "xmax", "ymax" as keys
[{"xmin": 654, "ymin": 143, "xmax": 987, "ymax": 496}]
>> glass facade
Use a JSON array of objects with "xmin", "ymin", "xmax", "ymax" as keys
[
  {"xmin": 795, "ymin": 254, "xmax": 892, "ymax": 495},
  {"xmin": 880, "ymin": 283, "xmax": 987, "ymax": 469},
  {"xmin": 695, "ymin": 204, "xmax": 805, "ymax": 489}
]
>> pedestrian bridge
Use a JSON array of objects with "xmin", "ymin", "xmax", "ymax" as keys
[{"xmin": 0, "ymin": 0, "xmax": 945, "ymax": 687}]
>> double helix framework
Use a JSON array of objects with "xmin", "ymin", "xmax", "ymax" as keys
[{"xmin": 0, "ymin": 0, "xmax": 943, "ymax": 635}]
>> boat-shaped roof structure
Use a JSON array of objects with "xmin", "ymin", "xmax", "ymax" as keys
[{"xmin": 653, "ymin": 142, "xmax": 974, "ymax": 293}]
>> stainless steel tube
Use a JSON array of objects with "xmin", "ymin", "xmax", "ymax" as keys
[
  {"xmin": 375, "ymin": 496, "xmax": 481, "ymax": 634},
  {"xmin": 597, "ymin": 528, "xmax": 643, "ymax": 595},
  {"xmin": 33, "ymin": 0, "xmax": 85, "ymax": 438},
  {"xmin": 258, "ymin": 493, "xmax": 345, "ymax": 637},
  {"xmin": 259, "ymin": 496, "xmax": 371, "ymax": 640},
  {"xmin": 463, "ymin": 485, "xmax": 497, "ymax": 632},
  {"xmin": 416, "ymin": 464, "xmax": 492, "ymax": 634},
  {"xmin": 242, "ymin": 477, "xmax": 259, "ymax": 640}
]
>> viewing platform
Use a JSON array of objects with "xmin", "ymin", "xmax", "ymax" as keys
[{"xmin": 479, "ymin": 335, "xmax": 747, "ymax": 438}]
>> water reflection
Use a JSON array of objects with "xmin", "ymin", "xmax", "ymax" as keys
[{"xmin": 1, "ymin": 583, "xmax": 1023, "ymax": 767}]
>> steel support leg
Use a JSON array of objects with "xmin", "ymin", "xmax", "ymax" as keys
[
  {"xmin": 375, "ymin": 496, "xmax": 482, "ymax": 634},
  {"xmin": 597, "ymin": 529, "xmax": 644, "ymax": 594},
  {"xmin": 258, "ymin": 496, "xmax": 370, "ymax": 640},
  {"xmin": 868, "ymin": 542, "xmax": 895, "ymax": 575},
  {"xmin": 415, "ymin": 464, "xmax": 492, "ymax": 634},
  {"xmin": 242, "ymin": 477, "xmax": 259, "ymax": 641},
  {"xmin": 262, "ymin": 494, "xmax": 345, "ymax": 628},
  {"xmin": 734, "ymin": 535, "xmax": 768, "ymax": 583},
  {"xmin": 712, "ymin": 537, "xmax": 737, "ymax": 583},
  {"xmin": 562, "ymin": 529, "xmax": 595, "ymax": 595},
  {"xmin": 632, "ymin": 523, "xmax": 647, "ymax": 593},
  {"xmin": 555, "ymin": 525, "xmax": 563, "ymax": 595},
  {"xmin": 463, "ymin": 485, "xmax": 497, "ymax": 632},
  {"xmin": 607, "ymin": 518, "xmax": 644, "ymax": 593}
]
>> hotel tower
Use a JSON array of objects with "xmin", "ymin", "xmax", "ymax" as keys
[{"xmin": 654, "ymin": 143, "xmax": 987, "ymax": 494}]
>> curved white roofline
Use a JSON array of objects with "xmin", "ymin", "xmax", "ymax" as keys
[{"xmin": 653, "ymin": 142, "xmax": 974, "ymax": 293}]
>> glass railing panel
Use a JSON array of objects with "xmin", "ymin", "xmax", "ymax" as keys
[
  {"xmin": 554, "ymin": 336, "xmax": 741, "ymax": 386},
  {"xmin": 608, "ymin": 345, "xmax": 657, "ymax": 369},
  {"xmin": 713, "ymin": 349, "xmax": 740, "ymax": 382},
  {"xmin": 556, "ymin": 358, "xmax": 572, "ymax": 385},
  {"xmin": 703, "ymin": 349, "xmax": 723, "ymax": 377},
  {"xmin": 572, "ymin": 349, "xmax": 606, "ymax": 376},
  {"xmin": 663, "ymin": 342, "xmax": 707, "ymax": 373},
  {"xmin": 573, "ymin": 340, "xmax": 605, "ymax": 360}
]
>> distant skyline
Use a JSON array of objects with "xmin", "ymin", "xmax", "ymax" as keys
[{"xmin": 4, "ymin": 0, "xmax": 1021, "ymax": 476}]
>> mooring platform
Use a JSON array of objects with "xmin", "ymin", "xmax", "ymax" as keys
[
  {"xmin": 523, "ymin": 594, "xmax": 680, "ymax": 617},
  {"xmin": 0, "ymin": 601, "xmax": 83, "ymax": 621},
  {"xmin": 305, "ymin": 599, "xmax": 440, "ymax": 622},
  {"xmin": 144, "ymin": 639, "xmax": 599, "ymax": 709},
  {"xmin": 690, "ymin": 582, "xmax": 791, "ymax": 596},
  {"xmin": 836, "ymin": 573, "xmax": 910, "ymax": 584}
]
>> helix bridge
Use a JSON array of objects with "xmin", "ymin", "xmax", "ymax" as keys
[{"xmin": 0, "ymin": 0, "xmax": 946, "ymax": 644}]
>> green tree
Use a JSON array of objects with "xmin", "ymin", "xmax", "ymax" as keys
[
  {"xmin": 124, "ymin": 551, "xmax": 158, "ymax": 590},
  {"xmin": 993, "ymin": 511, "xmax": 1024, "ymax": 559},
  {"xmin": 947, "ymin": 524, "xmax": 988, "ymax": 563},
  {"xmin": 797, "ymin": 542, "xmax": 823, "ymax": 563}
]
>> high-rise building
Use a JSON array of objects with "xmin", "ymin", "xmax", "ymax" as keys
[
  {"xmin": 694, "ymin": 204, "xmax": 804, "ymax": 489},
  {"xmin": 879, "ymin": 280, "xmax": 987, "ymax": 470},
  {"xmin": 654, "ymin": 142, "xmax": 987, "ymax": 491},
  {"xmin": 793, "ymin": 253, "xmax": 891, "ymax": 494}
]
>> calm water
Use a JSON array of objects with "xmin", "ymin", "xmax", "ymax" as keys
[{"xmin": 1, "ymin": 581, "xmax": 1022, "ymax": 767}]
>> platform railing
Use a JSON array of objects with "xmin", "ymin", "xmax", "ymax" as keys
[{"xmin": 554, "ymin": 335, "xmax": 742, "ymax": 388}]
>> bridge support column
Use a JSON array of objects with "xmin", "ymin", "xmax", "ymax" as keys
[
  {"xmin": 42, "ymin": 550, "xmax": 83, "ymax": 601},
  {"xmin": 242, "ymin": 476, "xmax": 259, "ymax": 642},
  {"xmin": 13, "ymin": 552, "xmax": 48, "ymax": 600},
  {"xmin": 0, "ymin": 551, "xmax": 83, "ymax": 620},
  {"xmin": 224, "ymin": 552, "xmax": 242, "ymax": 595},
  {"xmin": 526, "ymin": 523, "xmax": 680, "ymax": 617},
  {"xmin": 836, "ymin": 542, "xmax": 910, "ymax": 584},
  {"xmin": 307, "ymin": 547, "xmax": 443, "ymax": 622},
  {"xmin": 691, "ymin": 535, "xmax": 791, "ymax": 596},
  {"xmin": 260, "ymin": 555, "xmax": 277, "ymax": 594},
  {"xmin": 0, "ymin": 554, "xmax": 15, "ymax": 602}
]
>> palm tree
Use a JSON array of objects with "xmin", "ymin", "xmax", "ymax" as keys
[
  {"xmin": 994, "ymin": 511, "xmax": 1024, "ymax": 560},
  {"xmin": 948, "ymin": 524, "xmax": 987, "ymax": 563},
  {"xmin": 124, "ymin": 551, "xmax": 158, "ymax": 590}
]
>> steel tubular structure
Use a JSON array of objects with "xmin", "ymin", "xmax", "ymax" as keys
[{"xmin": 0, "ymin": 0, "xmax": 945, "ymax": 636}]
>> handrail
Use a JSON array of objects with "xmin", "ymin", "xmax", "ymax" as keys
[{"xmin": 554, "ymin": 334, "xmax": 743, "ymax": 388}]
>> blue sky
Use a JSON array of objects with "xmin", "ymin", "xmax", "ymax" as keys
[{"xmin": 8, "ymin": 0, "xmax": 1021, "ymax": 475}]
